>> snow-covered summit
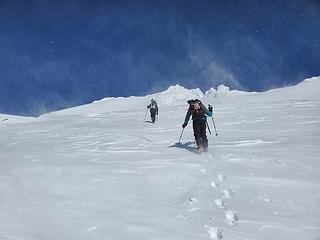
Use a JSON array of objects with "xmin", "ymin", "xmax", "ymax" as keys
[
  {"xmin": 205, "ymin": 84, "xmax": 255, "ymax": 98},
  {"xmin": 214, "ymin": 85, "xmax": 230, "ymax": 97},
  {"xmin": 149, "ymin": 84, "xmax": 204, "ymax": 105},
  {"xmin": 204, "ymin": 87, "xmax": 217, "ymax": 97},
  {"xmin": 3, "ymin": 76, "xmax": 320, "ymax": 120},
  {"xmin": 205, "ymin": 85, "xmax": 230, "ymax": 97},
  {"xmin": 41, "ymin": 84, "xmax": 205, "ymax": 117},
  {"xmin": 260, "ymin": 76, "xmax": 320, "ymax": 101},
  {"xmin": 301, "ymin": 76, "xmax": 320, "ymax": 83}
]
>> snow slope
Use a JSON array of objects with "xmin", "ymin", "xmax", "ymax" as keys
[{"xmin": 0, "ymin": 77, "xmax": 319, "ymax": 240}]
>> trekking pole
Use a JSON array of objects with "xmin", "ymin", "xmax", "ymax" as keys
[
  {"xmin": 178, "ymin": 128, "xmax": 184, "ymax": 142},
  {"xmin": 211, "ymin": 117, "xmax": 218, "ymax": 136},
  {"xmin": 206, "ymin": 120, "xmax": 212, "ymax": 135},
  {"xmin": 144, "ymin": 108, "xmax": 148, "ymax": 121}
]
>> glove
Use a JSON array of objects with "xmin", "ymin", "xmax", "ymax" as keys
[
  {"xmin": 208, "ymin": 105, "xmax": 213, "ymax": 112},
  {"xmin": 182, "ymin": 122, "xmax": 187, "ymax": 128}
]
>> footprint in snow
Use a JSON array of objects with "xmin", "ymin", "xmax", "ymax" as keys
[
  {"xmin": 204, "ymin": 225, "xmax": 223, "ymax": 240},
  {"xmin": 222, "ymin": 189, "xmax": 233, "ymax": 199},
  {"xmin": 225, "ymin": 210, "xmax": 238, "ymax": 225},
  {"xmin": 211, "ymin": 181, "xmax": 220, "ymax": 189},
  {"xmin": 189, "ymin": 197, "xmax": 198, "ymax": 205},
  {"xmin": 214, "ymin": 199, "xmax": 225, "ymax": 209},
  {"xmin": 217, "ymin": 174, "xmax": 226, "ymax": 181}
]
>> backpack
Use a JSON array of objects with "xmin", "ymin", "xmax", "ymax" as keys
[
  {"xmin": 188, "ymin": 99, "xmax": 202, "ymax": 112},
  {"xmin": 187, "ymin": 99, "xmax": 205, "ymax": 119},
  {"xmin": 150, "ymin": 101, "xmax": 157, "ymax": 109}
]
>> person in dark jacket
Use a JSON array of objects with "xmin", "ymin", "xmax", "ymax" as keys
[
  {"xmin": 182, "ymin": 99, "xmax": 213, "ymax": 152},
  {"xmin": 147, "ymin": 99, "xmax": 158, "ymax": 123}
]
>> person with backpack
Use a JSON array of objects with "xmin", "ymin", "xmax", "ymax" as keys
[
  {"xmin": 147, "ymin": 99, "xmax": 158, "ymax": 123},
  {"xmin": 182, "ymin": 99, "xmax": 213, "ymax": 152}
]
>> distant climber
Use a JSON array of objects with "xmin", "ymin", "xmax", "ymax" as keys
[
  {"xmin": 182, "ymin": 99, "xmax": 213, "ymax": 152},
  {"xmin": 147, "ymin": 99, "xmax": 158, "ymax": 123}
]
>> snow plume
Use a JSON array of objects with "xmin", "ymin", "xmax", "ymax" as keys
[{"xmin": 183, "ymin": 40, "xmax": 245, "ymax": 91}]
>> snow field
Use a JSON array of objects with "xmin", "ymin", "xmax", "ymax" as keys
[{"xmin": 0, "ymin": 77, "xmax": 319, "ymax": 240}]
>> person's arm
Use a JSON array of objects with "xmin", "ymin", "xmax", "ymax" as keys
[
  {"xmin": 203, "ymin": 105, "xmax": 213, "ymax": 117},
  {"xmin": 182, "ymin": 109, "xmax": 191, "ymax": 128}
]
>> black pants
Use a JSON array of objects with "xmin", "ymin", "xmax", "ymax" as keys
[
  {"xmin": 193, "ymin": 119, "xmax": 208, "ymax": 149},
  {"xmin": 150, "ymin": 109, "xmax": 157, "ymax": 123}
]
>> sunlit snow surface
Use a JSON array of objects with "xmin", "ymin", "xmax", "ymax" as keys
[{"xmin": 1, "ymin": 78, "xmax": 320, "ymax": 240}]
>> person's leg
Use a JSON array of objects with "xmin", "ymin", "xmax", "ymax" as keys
[
  {"xmin": 193, "ymin": 121, "xmax": 203, "ymax": 151},
  {"xmin": 201, "ymin": 122, "xmax": 208, "ymax": 151},
  {"xmin": 150, "ymin": 109, "xmax": 156, "ymax": 123}
]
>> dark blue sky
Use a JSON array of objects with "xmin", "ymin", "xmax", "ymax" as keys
[{"xmin": 0, "ymin": 0, "xmax": 319, "ymax": 116}]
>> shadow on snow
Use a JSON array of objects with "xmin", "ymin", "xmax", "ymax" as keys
[
  {"xmin": 169, "ymin": 141, "xmax": 199, "ymax": 154},
  {"xmin": 145, "ymin": 120, "xmax": 155, "ymax": 123}
]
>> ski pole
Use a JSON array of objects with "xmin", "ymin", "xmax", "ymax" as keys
[
  {"xmin": 144, "ymin": 108, "xmax": 148, "ymax": 121},
  {"xmin": 206, "ymin": 120, "xmax": 212, "ymax": 135},
  {"xmin": 211, "ymin": 117, "xmax": 218, "ymax": 136},
  {"xmin": 178, "ymin": 128, "xmax": 184, "ymax": 142}
]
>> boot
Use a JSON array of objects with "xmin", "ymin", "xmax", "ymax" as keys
[{"xmin": 197, "ymin": 144, "xmax": 204, "ymax": 153}]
